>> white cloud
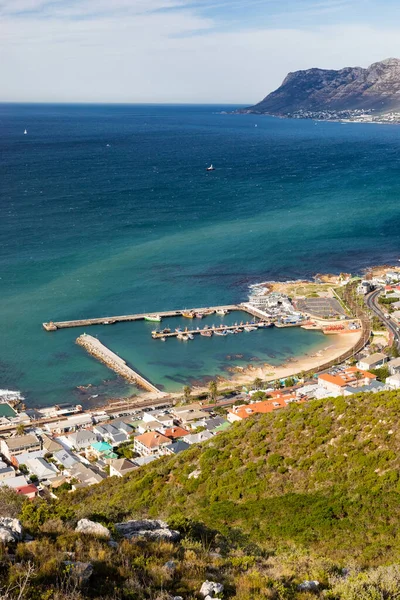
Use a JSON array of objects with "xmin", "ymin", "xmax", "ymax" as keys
[{"xmin": 1, "ymin": 1, "xmax": 400, "ymax": 103}]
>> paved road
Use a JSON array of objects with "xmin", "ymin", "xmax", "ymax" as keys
[{"xmin": 366, "ymin": 288, "xmax": 400, "ymax": 351}]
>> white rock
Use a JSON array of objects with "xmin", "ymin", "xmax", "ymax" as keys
[
  {"xmin": 200, "ymin": 580, "xmax": 224, "ymax": 598},
  {"xmin": 0, "ymin": 518, "xmax": 23, "ymax": 543},
  {"xmin": 115, "ymin": 519, "xmax": 180, "ymax": 542},
  {"xmin": 298, "ymin": 580, "xmax": 319, "ymax": 591},
  {"xmin": 75, "ymin": 519, "xmax": 110, "ymax": 539}
]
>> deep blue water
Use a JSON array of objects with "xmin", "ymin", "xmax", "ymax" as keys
[{"xmin": 1, "ymin": 103, "xmax": 400, "ymax": 406}]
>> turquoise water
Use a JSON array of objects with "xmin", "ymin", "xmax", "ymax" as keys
[{"xmin": 1, "ymin": 103, "xmax": 399, "ymax": 406}]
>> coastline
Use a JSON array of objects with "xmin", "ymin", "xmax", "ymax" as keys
[{"xmin": 189, "ymin": 330, "xmax": 362, "ymax": 394}]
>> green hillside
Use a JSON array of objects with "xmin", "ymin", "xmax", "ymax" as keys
[
  {"xmin": 5, "ymin": 389, "xmax": 400, "ymax": 599},
  {"xmin": 53, "ymin": 390, "xmax": 400, "ymax": 565}
]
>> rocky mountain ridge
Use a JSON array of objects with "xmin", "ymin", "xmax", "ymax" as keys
[{"xmin": 243, "ymin": 58, "xmax": 400, "ymax": 116}]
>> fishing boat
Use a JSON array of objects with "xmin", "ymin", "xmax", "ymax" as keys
[
  {"xmin": 24, "ymin": 129, "xmax": 27, "ymax": 135},
  {"xmin": 177, "ymin": 333, "xmax": 189, "ymax": 341},
  {"xmin": 257, "ymin": 322, "xmax": 273, "ymax": 328},
  {"xmin": 206, "ymin": 164, "xmax": 215, "ymax": 171},
  {"xmin": 188, "ymin": 333, "xmax": 194, "ymax": 340},
  {"xmin": 202, "ymin": 309, "xmax": 215, "ymax": 315},
  {"xmin": 182, "ymin": 311, "xmax": 195, "ymax": 318},
  {"xmin": 214, "ymin": 330, "xmax": 228, "ymax": 336},
  {"xmin": 144, "ymin": 314, "xmax": 162, "ymax": 322},
  {"xmin": 162, "ymin": 327, "xmax": 171, "ymax": 333},
  {"xmin": 195, "ymin": 312, "xmax": 204, "ymax": 319},
  {"xmin": 160, "ymin": 337, "xmax": 166, "ymax": 342},
  {"xmin": 216, "ymin": 308, "xmax": 228, "ymax": 316},
  {"xmin": 200, "ymin": 330, "xmax": 213, "ymax": 337},
  {"xmin": 244, "ymin": 326, "xmax": 257, "ymax": 332}
]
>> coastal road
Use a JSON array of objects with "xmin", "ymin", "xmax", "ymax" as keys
[{"xmin": 365, "ymin": 288, "xmax": 400, "ymax": 351}]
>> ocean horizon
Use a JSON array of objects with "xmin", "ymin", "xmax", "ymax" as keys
[{"xmin": 1, "ymin": 102, "xmax": 399, "ymax": 407}]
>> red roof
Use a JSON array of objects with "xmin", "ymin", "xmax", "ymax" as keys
[
  {"xmin": 162, "ymin": 426, "xmax": 189, "ymax": 439},
  {"xmin": 228, "ymin": 394, "xmax": 298, "ymax": 420},
  {"xmin": 16, "ymin": 484, "xmax": 38, "ymax": 496}
]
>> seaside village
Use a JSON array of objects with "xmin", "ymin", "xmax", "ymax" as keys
[{"xmin": 2, "ymin": 267, "xmax": 400, "ymax": 499}]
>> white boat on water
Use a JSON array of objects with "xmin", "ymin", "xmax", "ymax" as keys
[
  {"xmin": 244, "ymin": 326, "xmax": 257, "ymax": 332},
  {"xmin": 188, "ymin": 333, "xmax": 194, "ymax": 340},
  {"xmin": 24, "ymin": 129, "xmax": 27, "ymax": 135},
  {"xmin": 216, "ymin": 308, "xmax": 228, "ymax": 315},
  {"xmin": 214, "ymin": 330, "xmax": 228, "ymax": 336},
  {"xmin": 206, "ymin": 164, "xmax": 215, "ymax": 171}
]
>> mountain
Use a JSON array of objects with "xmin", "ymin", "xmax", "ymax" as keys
[{"xmin": 243, "ymin": 58, "xmax": 400, "ymax": 115}]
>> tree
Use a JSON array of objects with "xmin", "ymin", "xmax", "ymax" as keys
[
  {"xmin": 183, "ymin": 385, "xmax": 192, "ymax": 402},
  {"xmin": 285, "ymin": 377, "xmax": 295, "ymax": 388},
  {"xmin": 253, "ymin": 377, "xmax": 263, "ymax": 390},
  {"xmin": 16, "ymin": 423, "xmax": 25, "ymax": 436},
  {"xmin": 273, "ymin": 380, "xmax": 282, "ymax": 390},
  {"xmin": 354, "ymin": 371, "xmax": 363, "ymax": 383},
  {"xmin": 0, "ymin": 487, "xmax": 25, "ymax": 518},
  {"xmin": 208, "ymin": 380, "xmax": 218, "ymax": 402}
]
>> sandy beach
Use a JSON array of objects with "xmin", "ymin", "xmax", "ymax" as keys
[{"xmin": 190, "ymin": 330, "xmax": 363, "ymax": 394}]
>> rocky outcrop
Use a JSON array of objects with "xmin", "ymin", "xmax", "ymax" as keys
[
  {"xmin": 0, "ymin": 518, "xmax": 23, "ymax": 543},
  {"xmin": 243, "ymin": 58, "xmax": 400, "ymax": 115},
  {"xmin": 63, "ymin": 561, "xmax": 93, "ymax": 583},
  {"xmin": 115, "ymin": 519, "xmax": 180, "ymax": 541},
  {"xmin": 200, "ymin": 580, "xmax": 224, "ymax": 598},
  {"xmin": 75, "ymin": 519, "xmax": 110, "ymax": 539}
]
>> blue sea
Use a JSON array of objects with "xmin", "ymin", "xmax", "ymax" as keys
[{"xmin": 1, "ymin": 103, "xmax": 400, "ymax": 407}]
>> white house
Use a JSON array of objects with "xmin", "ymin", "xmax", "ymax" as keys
[
  {"xmin": 386, "ymin": 373, "xmax": 400, "ymax": 390},
  {"xmin": 357, "ymin": 353, "xmax": 388, "ymax": 371}
]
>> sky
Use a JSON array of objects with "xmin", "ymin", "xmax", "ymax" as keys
[{"xmin": 2, "ymin": 0, "xmax": 400, "ymax": 103}]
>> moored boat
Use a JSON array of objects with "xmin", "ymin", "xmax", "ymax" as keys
[
  {"xmin": 195, "ymin": 313, "xmax": 204, "ymax": 318},
  {"xmin": 160, "ymin": 337, "xmax": 166, "ymax": 342},
  {"xmin": 244, "ymin": 326, "xmax": 257, "ymax": 332},
  {"xmin": 144, "ymin": 314, "xmax": 162, "ymax": 322},
  {"xmin": 214, "ymin": 330, "xmax": 228, "ymax": 336},
  {"xmin": 200, "ymin": 330, "xmax": 213, "ymax": 337},
  {"xmin": 188, "ymin": 333, "xmax": 194, "ymax": 340},
  {"xmin": 216, "ymin": 308, "xmax": 228, "ymax": 316},
  {"xmin": 182, "ymin": 311, "xmax": 195, "ymax": 318},
  {"xmin": 177, "ymin": 333, "xmax": 189, "ymax": 341}
]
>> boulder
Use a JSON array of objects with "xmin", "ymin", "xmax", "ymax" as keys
[
  {"xmin": 115, "ymin": 519, "xmax": 180, "ymax": 542},
  {"xmin": 63, "ymin": 561, "xmax": 93, "ymax": 583},
  {"xmin": 200, "ymin": 580, "xmax": 224, "ymax": 598},
  {"xmin": 164, "ymin": 560, "xmax": 176, "ymax": 572},
  {"xmin": 0, "ymin": 518, "xmax": 23, "ymax": 543},
  {"xmin": 298, "ymin": 580, "xmax": 320, "ymax": 591},
  {"xmin": 75, "ymin": 518, "xmax": 110, "ymax": 539}
]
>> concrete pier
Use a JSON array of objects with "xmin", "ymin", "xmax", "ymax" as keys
[
  {"xmin": 43, "ymin": 305, "xmax": 240, "ymax": 331},
  {"xmin": 76, "ymin": 334, "xmax": 164, "ymax": 396}
]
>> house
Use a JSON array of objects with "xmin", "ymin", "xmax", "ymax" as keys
[
  {"xmin": 108, "ymin": 458, "xmax": 137, "ymax": 478},
  {"xmin": 182, "ymin": 431, "xmax": 214, "ymax": 445},
  {"xmin": 161, "ymin": 426, "xmax": 190, "ymax": 440},
  {"xmin": 357, "ymin": 353, "xmax": 388, "ymax": 371},
  {"xmin": 68, "ymin": 429, "xmax": 97, "ymax": 450},
  {"xmin": 93, "ymin": 424, "xmax": 126, "ymax": 445},
  {"xmin": 25, "ymin": 457, "xmax": 59, "ymax": 481},
  {"xmin": 388, "ymin": 357, "xmax": 400, "ymax": 375},
  {"xmin": 16, "ymin": 484, "xmax": 38, "ymax": 500},
  {"xmin": 11, "ymin": 449, "xmax": 46, "ymax": 469},
  {"xmin": 0, "ymin": 465, "xmax": 15, "ymax": 481},
  {"xmin": 134, "ymin": 431, "xmax": 171, "ymax": 456},
  {"xmin": 142, "ymin": 411, "xmax": 174, "ymax": 428},
  {"xmin": 133, "ymin": 455, "xmax": 157, "ymax": 467},
  {"xmin": 0, "ymin": 474, "xmax": 29, "ymax": 489},
  {"xmin": 188, "ymin": 417, "xmax": 225, "ymax": 431},
  {"xmin": 69, "ymin": 463, "xmax": 104, "ymax": 488},
  {"xmin": 0, "ymin": 434, "xmax": 41, "ymax": 461},
  {"xmin": 89, "ymin": 441, "xmax": 116, "ymax": 459},
  {"xmin": 54, "ymin": 449, "xmax": 79, "ymax": 470},
  {"xmin": 44, "ymin": 413, "xmax": 93, "ymax": 434},
  {"xmin": 227, "ymin": 394, "xmax": 298, "ymax": 423},
  {"xmin": 318, "ymin": 368, "xmax": 376, "ymax": 395},
  {"xmin": 111, "ymin": 420, "xmax": 133, "ymax": 436},
  {"xmin": 342, "ymin": 380, "xmax": 386, "ymax": 395},
  {"xmin": 41, "ymin": 434, "xmax": 64, "ymax": 454},
  {"xmin": 162, "ymin": 441, "xmax": 190, "ymax": 456},
  {"xmin": 386, "ymin": 373, "xmax": 400, "ymax": 389}
]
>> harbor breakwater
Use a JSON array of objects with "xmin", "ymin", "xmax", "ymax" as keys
[{"xmin": 76, "ymin": 334, "xmax": 164, "ymax": 396}]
